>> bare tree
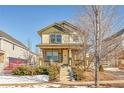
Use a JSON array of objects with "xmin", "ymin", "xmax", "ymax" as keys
[
  {"xmin": 74, "ymin": 5, "xmax": 124, "ymax": 87},
  {"xmin": 24, "ymin": 38, "xmax": 34, "ymax": 66},
  {"xmin": 27, "ymin": 38, "xmax": 32, "ymax": 51},
  {"xmin": 35, "ymin": 47, "xmax": 40, "ymax": 54}
]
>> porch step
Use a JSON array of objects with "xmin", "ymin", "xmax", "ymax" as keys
[{"xmin": 60, "ymin": 66, "xmax": 72, "ymax": 82}]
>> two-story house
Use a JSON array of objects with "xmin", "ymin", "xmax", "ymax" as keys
[
  {"xmin": 37, "ymin": 21, "xmax": 85, "ymax": 66},
  {"xmin": 102, "ymin": 29, "xmax": 124, "ymax": 67},
  {"xmin": 0, "ymin": 31, "xmax": 38, "ymax": 72}
]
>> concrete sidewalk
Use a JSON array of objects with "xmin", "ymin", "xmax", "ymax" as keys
[
  {"xmin": 1, "ymin": 80, "xmax": 124, "ymax": 88},
  {"xmin": 54, "ymin": 80, "xmax": 124, "ymax": 86}
]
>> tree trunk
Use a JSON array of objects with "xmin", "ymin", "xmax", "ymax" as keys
[{"xmin": 95, "ymin": 5, "xmax": 100, "ymax": 88}]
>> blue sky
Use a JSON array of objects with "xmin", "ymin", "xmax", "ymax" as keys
[
  {"xmin": 0, "ymin": 5, "xmax": 80, "ymax": 52},
  {"xmin": 0, "ymin": 6, "xmax": 124, "ymax": 52}
]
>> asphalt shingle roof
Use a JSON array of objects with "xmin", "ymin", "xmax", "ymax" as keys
[
  {"xmin": 0, "ymin": 31, "xmax": 27, "ymax": 49},
  {"xmin": 104, "ymin": 29, "xmax": 124, "ymax": 42}
]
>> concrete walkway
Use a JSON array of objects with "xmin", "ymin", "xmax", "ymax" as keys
[{"xmin": 60, "ymin": 66, "xmax": 70, "ymax": 82}]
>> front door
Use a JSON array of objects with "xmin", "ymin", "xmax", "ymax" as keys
[{"xmin": 62, "ymin": 49, "xmax": 68, "ymax": 64}]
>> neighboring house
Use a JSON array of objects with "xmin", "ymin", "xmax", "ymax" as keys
[
  {"xmin": 0, "ymin": 31, "xmax": 38, "ymax": 71},
  {"xmin": 102, "ymin": 29, "xmax": 124, "ymax": 67},
  {"xmin": 37, "ymin": 21, "xmax": 85, "ymax": 66}
]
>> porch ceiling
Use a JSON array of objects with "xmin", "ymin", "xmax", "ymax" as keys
[{"xmin": 37, "ymin": 44, "xmax": 84, "ymax": 49}]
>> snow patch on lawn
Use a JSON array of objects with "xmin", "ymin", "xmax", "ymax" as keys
[
  {"xmin": 0, "ymin": 75, "xmax": 49, "ymax": 84},
  {"xmin": 104, "ymin": 68, "xmax": 121, "ymax": 71}
]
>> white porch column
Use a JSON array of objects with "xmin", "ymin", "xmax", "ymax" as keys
[
  {"xmin": 69, "ymin": 49, "xmax": 72, "ymax": 66},
  {"xmin": 39, "ymin": 49, "xmax": 44, "ymax": 66}
]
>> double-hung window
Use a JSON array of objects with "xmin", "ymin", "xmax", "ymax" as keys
[
  {"xmin": 50, "ymin": 34, "xmax": 61, "ymax": 44},
  {"xmin": 73, "ymin": 35, "xmax": 79, "ymax": 42},
  {"xmin": 46, "ymin": 51, "xmax": 58, "ymax": 62},
  {"xmin": 12, "ymin": 44, "xmax": 15, "ymax": 50}
]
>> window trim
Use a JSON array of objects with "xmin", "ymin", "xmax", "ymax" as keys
[
  {"xmin": 72, "ymin": 35, "xmax": 79, "ymax": 42},
  {"xmin": 45, "ymin": 51, "xmax": 59, "ymax": 62},
  {"xmin": 12, "ymin": 44, "xmax": 15, "ymax": 50},
  {"xmin": 50, "ymin": 34, "xmax": 62, "ymax": 44}
]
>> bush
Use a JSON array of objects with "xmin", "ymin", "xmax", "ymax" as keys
[
  {"xmin": 12, "ymin": 65, "xmax": 33, "ymax": 75},
  {"xmin": 118, "ymin": 62, "xmax": 124, "ymax": 69},
  {"xmin": 12, "ymin": 64, "xmax": 60, "ymax": 81},
  {"xmin": 99, "ymin": 65, "xmax": 104, "ymax": 72},
  {"xmin": 72, "ymin": 67, "xmax": 84, "ymax": 81},
  {"xmin": 48, "ymin": 65, "xmax": 60, "ymax": 81},
  {"xmin": 35, "ymin": 66, "xmax": 49, "ymax": 75},
  {"xmin": 35, "ymin": 65, "xmax": 60, "ymax": 81}
]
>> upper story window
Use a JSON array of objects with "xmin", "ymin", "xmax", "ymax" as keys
[
  {"xmin": 73, "ymin": 35, "xmax": 79, "ymax": 42},
  {"xmin": 12, "ymin": 44, "xmax": 15, "ymax": 50},
  {"xmin": 50, "ymin": 34, "xmax": 62, "ymax": 44}
]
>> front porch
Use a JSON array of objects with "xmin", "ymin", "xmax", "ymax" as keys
[
  {"xmin": 41, "ymin": 48, "xmax": 72, "ymax": 65},
  {"xmin": 37, "ymin": 44, "xmax": 83, "ymax": 66}
]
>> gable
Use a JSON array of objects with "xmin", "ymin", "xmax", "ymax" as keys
[
  {"xmin": 59, "ymin": 21, "xmax": 79, "ymax": 32},
  {"xmin": 38, "ymin": 23, "xmax": 71, "ymax": 37},
  {"xmin": 38, "ymin": 21, "xmax": 84, "ymax": 38},
  {"xmin": 41, "ymin": 26, "xmax": 65, "ymax": 34}
]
